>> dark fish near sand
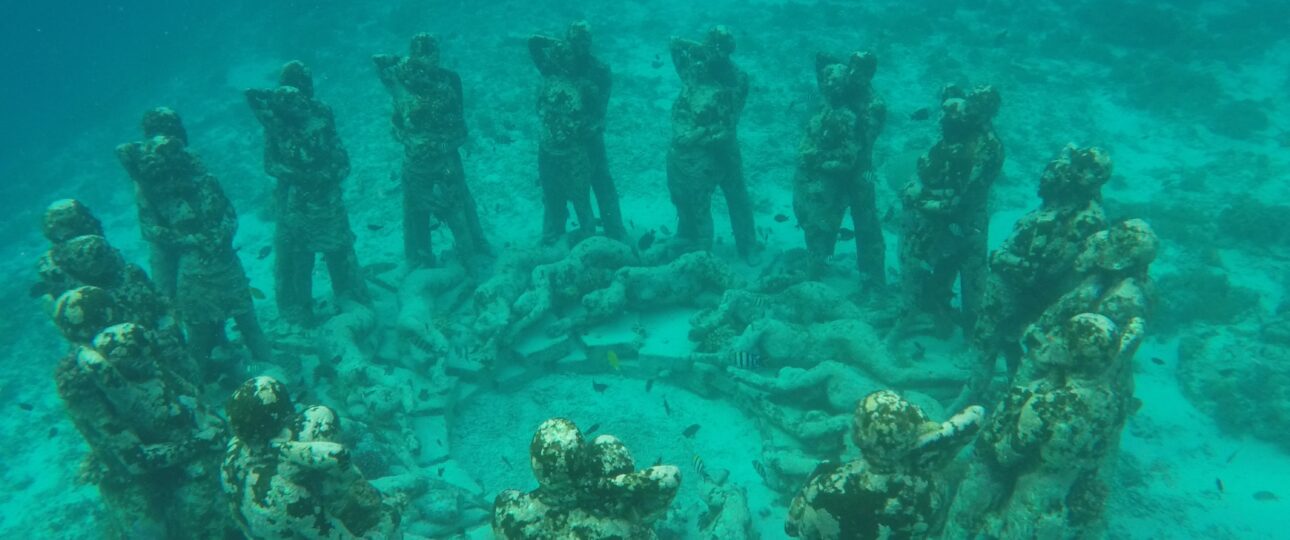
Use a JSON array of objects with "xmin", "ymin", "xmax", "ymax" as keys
[
  {"xmin": 501, "ymin": 456, "xmax": 513, "ymax": 469},
  {"xmin": 18, "ymin": 402, "xmax": 34, "ymax": 411},
  {"xmin": 1253, "ymin": 490, "xmax": 1279, "ymax": 501},
  {"xmin": 731, "ymin": 351, "xmax": 762, "ymax": 369},
  {"xmin": 660, "ymin": 225, "xmax": 672, "ymax": 236},
  {"xmin": 593, "ymin": 381, "xmax": 608, "ymax": 393},
  {"xmin": 837, "ymin": 228, "xmax": 855, "ymax": 242},
  {"xmin": 808, "ymin": 460, "xmax": 840, "ymax": 481},
  {"xmin": 752, "ymin": 460, "xmax": 767, "ymax": 480},
  {"xmin": 909, "ymin": 107, "xmax": 931, "ymax": 121},
  {"xmin": 249, "ymin": 287, "xmax": 267, "ymax": 300},
  {"xmin": 645, "ymin": 379, "xmax": 655, "ymax": 393},
  {"xmin": 1150, "ymin": 357, "xmax": 1165, "ymax": 366},
  {"xmin": 663, "ymin": 398, "xmax": 672, "ymax": 416},
  {"xmin": 1216, "ymin": 477, "xmax": 1225, "ymax": 493},
  {"xmin": 773, "ymin": 213, "xmax": 789, "ymax": 223},
  {"xmin": 682, "ymin": 424, "xmax": 701, "ymax": 438},
  {"xmin": 585, "ymin": 423, "xmax": 601, "ymax": 436},
  {"xmin": 638, "ymin": 230, "xmax": 656, "ymax": 251},
  {"xmin": 257, "ymin": 246, "xmax": 272, "ymax": 260},
  {"xmin": 48, "ymin": 427, "xmax": 58, "ymax": 438},
  {"xmin": 367, "ymin": 224, "xmax": 384, "ymax": 231}
]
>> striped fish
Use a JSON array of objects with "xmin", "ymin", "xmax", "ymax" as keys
[
  {"xmin": 731, "ymin": 351, "xmax": 762, "ymax": 369},
  {"xmin": 692, "ymin": 454, "xmax": 708, "ymax": 479}
]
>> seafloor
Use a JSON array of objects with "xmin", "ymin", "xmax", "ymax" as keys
[{"xmin": 1, "ymin": 1, "xmax": 1287, "ymax": 538}]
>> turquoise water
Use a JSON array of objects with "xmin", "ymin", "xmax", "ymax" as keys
[{"xmin": 2, "ymin": 1, "xmax": 1287, "ymax": 538}]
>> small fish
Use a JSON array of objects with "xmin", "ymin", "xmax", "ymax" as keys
[
  {"xmin": 752, "ymin": 460, "xmax": 767, "ymax": 480},
  {"xmin": 330, "ymin": 354, "xmax": 343, "ymax": 364},
  {"xmin": 1217, "ymin": 368, "xmax": 1237, "ymax": 377},
  {"xmin": 257, "ymin": 246, "xmax": 272, "ymax": 260},
  {"xmin": 659, "ymin": 225, "xmax": 672, "ymax": 236},
  {"xmin": 663, "ymin": 398, "xmax": 672, "ymax": 416},
  {"xmin": 1216, "ymin": 477, "xmax": 1225, "ymax": 493},
  {"xmin": 593, "ymin": 381, "xmax": 609, "ymax": 393},
  {"xmin": 48, "ymin": 427, "xmax": 58, "ymax": 438},
  {"xmin": 651, "ymin": 54, "xmax": 664, "ymax": 69},
  {"xmin": 638, "ymin": 230, "xmax": 656, "ymax": 251},
  {"xmin": 249, "ymin": 287, "xmax": 267, "ymax": 300},
  {"xmin": 773, "ymin": 213, "xmax": 789, "ymax": 223},
  {"xmin": 836, "ymin": 228, "xmax": 855, "ymax": 242},
  {"xmin": 1253, "ymin": 490, "xmax": 1279, "ymax": 501},
  {"xmin": 692, "ymin": 454, "xmax": 708, "ymax": 479},
  {"xmin": 732, "ymin": 351, "xmax": 762, "ymax": 369},
  {"xmin": 1225, "ymin": 449, "xmax": 1240, "ymax": 464},
  {"xmin": 607, "ymin": 350, "xmax": 621, "ymax": 370},
  {"xmin": 653, "ymin": 456, "xmax": 663, "ymax": 467},
  {"xmin": 911, "ymin": 341, "xmax": 926, "ymax": 361},
  {"xmin": 585, "ymin": 423, "xmax": 601, "ymax": 436},
  {"xmin": 366, "ymin": 224, "xmax": 384, "ymax": 231},
  {"xmin": 436, "ymin": 467, "xmax": 445, "ymax": 477},
  {"xmin": 909, "ymin": 107, "xmax": 931, "ymax": 121},
  {"xmin": 501, "ymin": 456, "xmax": 513, "ymax": 469},
  {"xmin": 1150, "ymin": 357, "xmax": 1165, "ymax": 366},
  {"xmin": 418, "ymin": 389, "xmax": 431, "ymax": 401},
  {"xmin": 645, "ymin": 379, "xmax": 655, "ymax": 393},
  {"xmin": 682, "ymin": 424, "xmax": 701, "ymax": 438},
  {"xmin": 18, "ymin": 403, "xmax": 33, "ymax": 411},
  {"xmin": 882, "ymin": 207, "xmax": 897, "ymax": 223}
]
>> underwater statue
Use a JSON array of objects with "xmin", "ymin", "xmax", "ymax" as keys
[
  {"xmin": 530, "ymin": 21, "xmax": 627, "ymax": 245},
  {"xmin": 246, "ymin": 61, "xmax": 370, "ymax": 323},
  {"xmin": 964, "ymin": 144, "xmax": 1111, "ymax": 405},
  {"xmin": 51, "ymin": 302, "xmax": 232, "ymax": 539},
  {"xmin": 374, "ymin": 33, "xmax": 491, "ymax": 270},
  {"xmin": 222, "ymin": 376, "xmax": 403, "ymax": 539},
  {"xmin": 898, "ymin": 84, "xmax": 1004, "ymax": 335},
  {"xmin": 786, "ymin": 389, "xmax": 984, "ymax": 539},
  {"xmin": 117, "ymin": 107, "xmax": 271, "ymax": 364},
  {"xmin": 493, "ymin": 418, "xmax": 681, "ymax": 539},
  {"xmin": 793, "ymin": 51, "xmax": 887, "ymax": 283},
  {"xmin": 946, "ymin": 312, "xmax": 1140, "ymax": 540},
  {"xmin": 667, "ymin": 26, "xmax": 757, "ymax": 259},
  {"xmin": 34, "ymin": 198, "xmax": 105, "ymax": 302}
]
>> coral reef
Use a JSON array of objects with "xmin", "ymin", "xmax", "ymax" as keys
[
  {"xmin": 785, "ymin": 390, "xmax": 982, "ymax": 539},
  {"xmin": 492, "ymin": 418, "xmax": 681, "ymax": 539},
  {"xmin": 222, "ymin": 376, "xmax": 402, "ymax": 539},
  {"xmin": 1177, "ymin": 329, "xmax": 1290, "ymax": 452}
]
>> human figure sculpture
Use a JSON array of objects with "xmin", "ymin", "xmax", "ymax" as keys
[
  {"xmin": 786, "ymin": 390, "xmax": 984, "ymax": 539},
  {"xmin": 793, "ymin": 52, "xmax": 886, "ymax": 282},
  {"xmin": 117, "ymin": 107, "xmax": 271, "ymax": 362},
  {"xmin": 946, "ymin": 313, "xmax": 1138, "ymax": 540},
  {"xmin": 35, "ymin": 199, "xmax": 105, "ymax": 302},
  {"xmin": 374, "ymin": 34, "xmax": 491, "ymax": 270},
  {"xmin": 899, "ymin": 84, "xmax": 1004, "ymax": 334},
  {"xmin": 246, "ymin": 61, "xmax": 370, "ymax": 322},
  {"xmin": 222, "ymin": 376, "xmax": 402, "ymax": 539},
  {"xmin": 667, "ymin": 26, "xmax": 757, "ymax": 258},
  {"xmin": 530, "ymin": 21, "xmax": 627, "ymax": 245},
  {"xmin": 493, "ymin": 418, "xmax": 680, "ymax": 539},
  {"xmin": 963, "ymin": 144, "xmax": 1110, "ymax": 404},
  {"xmin": 52, "ymin": 313, "xmax": 231, "ymax": 538}
]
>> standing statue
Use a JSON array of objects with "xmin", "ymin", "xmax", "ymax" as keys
[
  {"xmin": 246, "ymin": 61, "xmax": 370, "ymax": 322},
  {"xmin": 117, "ymin": 107, "xmax": 271, "ymax": 363},
  {"xmin": 530, "ymin": 21, "xmax": 627, "ymax": 245},
  {"xmin": 667, "ymin": 26, "xmax": 757, "ymax": 259},
  {"xmin": 793, "ymin": 51, "xmax": 887, "ymax": 282},
  {"xmin": 374, "ymin": 34, "xmax": 491, "ymax": 270},
  {"xmin": 898, "ymin": 84, "xmax": 1004, "ymax": 334}
]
